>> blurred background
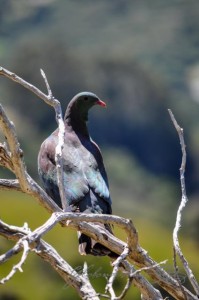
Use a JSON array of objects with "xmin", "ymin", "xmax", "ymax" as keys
[{"xmin": 0, "ymin": 0, "xmax": 199, "ymax": 299}]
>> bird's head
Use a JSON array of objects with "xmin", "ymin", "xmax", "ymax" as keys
[{"xmin": 65, "ymin": 92, "xmax": 106, "ymax": 122}]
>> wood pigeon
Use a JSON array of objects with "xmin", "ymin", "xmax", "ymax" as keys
[{"xmin": 38, "ymin": 92, "xmax": 114, "ymax": 256}]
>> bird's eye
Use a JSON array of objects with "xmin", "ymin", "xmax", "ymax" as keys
[{"xmin": 84, "ymin": 96, "xmax": 88, "ymax": 101}]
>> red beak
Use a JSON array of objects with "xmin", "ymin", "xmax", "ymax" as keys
[{"xmin": 96, "ymin": 99, "xmax": 106, "ymax": 107}]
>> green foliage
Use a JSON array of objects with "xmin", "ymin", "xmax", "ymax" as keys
[
  {"xmin": 1, "ymin": 1, "xmax": 199, "ymax": 298},
  {"xmin": 103, "ymin": 148, "xmax": 179, "ymax": 226}
]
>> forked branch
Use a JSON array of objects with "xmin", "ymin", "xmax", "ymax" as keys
[{"xmin": 0, "ymin": 67, "xmax": 198, "ymax": 300}]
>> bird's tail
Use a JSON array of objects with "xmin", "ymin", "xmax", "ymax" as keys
[{"xmin": 78, "ymin": 223, "xmax": 117, "ymax": 257}]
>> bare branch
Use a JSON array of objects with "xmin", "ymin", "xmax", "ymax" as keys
[
  {"xmin": 0, "ymin": 219, "xmax": 100, "ymax": 300},
  {"xmin": 0, "ymin": 240, "xmax": 24, "ymax": 265},
  {"xmin": 0, "ymin": 66, "xmax": 56, "ymax": 107},
  {"xmin": 118, "ymin": 261, "xmax": 167, "ymax": 300},
  {"xmin": 0, "ymin": 215, "xmax": 164, "ymax": 300},
  {"xmin": 105, "ymin": 246, "xmax": 129, "ymax": 299},
  {"xmin": 9, "ymin": 211, "xmax": 197, "ymax": 300},
  {"xmin": 27, "ymin": 212, "xmax": 137, "ymax": 249},
  {"xmin": 40, "ymin": 68, "xmax": 53, "ymax": 98},
  {"xmin": 121, "ymin": 260, "xmax": 164, "ymax": 300},
  {"xmin": 40, "ymin": 69, "xmax": 67, "ymax": 210},
  {"xmin": 169, "ymin": 109, "xmax": 199, "ymax": 297},
  {"xmin": 115, "ymin": 275, "xmax": 134, "ymax": 300},
  {"xmin": 0, "ymin": 99, "xmax": 61, "ymax": 213},
  {"xmin": 0, "ymin": 239, "xmax": 29, "ymax": 284},
  {"xmin": 2, "ymin": 207, "xmax": 196, "ymax": 299},
  {"xmin": 0, "ymin": 66, "xmax": 67, "ymax": 210},
  {"xmin": 0, "ymin": 179, "xmax": 21, "ymax": 191},
  {"xmin": 106, "ymin": 259, "xmax": 166, "ymax": 300},
  {"xmin": 0, "ymin": 67, "xmax": 198, "ymax": 300},
  {"xmin": 0, "ymin": 104, "xmax": 28, "ymax": 188},
  {"xmin": 131, "ymin": 260, "xmax": 168, "ymax": 278},
  {"xmin": 0, "ymin": 143, "xmax": 13, "ymax": 171}
]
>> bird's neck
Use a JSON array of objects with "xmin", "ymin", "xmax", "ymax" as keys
[{"xmin": 64, "ymin": 109, "xmax": 89, "ymax": 137}]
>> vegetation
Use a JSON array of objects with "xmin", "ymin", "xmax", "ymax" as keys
[{"xmin": 0, "ymin": 1, "xmax": 199, "ymax": 299}]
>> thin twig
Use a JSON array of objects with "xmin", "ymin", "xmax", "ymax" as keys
[
  {"xmin": 0, "ymin": 66, "xmax": 67, "ymax": 210},
  {"xmin": 0, "ymin": 223, "xmax": 30, "ymax": 265},
  {"xmin": 113, "ymin": 262, "xmax": 168, "ymax": 300},
  {"xmin": 130, "ymin": 260, "xmax": 168, "ymax": 278},
  {"xmin": 0, "ymin": 179, "xmax": 21, "ymax": 191},
  {"xmin": 0, "ymin": 239, "xmax": 29, "ymax": 284},
  {"xmin": 168, "ymin": 109, "xmax": 199, "ymax": 297},
  {"xmin": 0, "ymin": 104, "xmax": 28, "ymax": 190},
  {"xmin": 121, "ymin": 260, "xmax": 164, "ymax": 300},
  {"xmin": 105, "ymin": 246, "xmax": 129, "ymax": 299},
  {"xmin": 0, "ymin": 242, "xmax": 23, "ymax": 265},
  {"xmin": 40, "ymin": 69, "xmax": 67, "ymax": 210},
  {"xmin": 0, "ymin": 221, "xmax": 100, "ymax": 300},
  {"xmin": 117, "ymin": 261, "xmax": 165, "ymax": 300},
  {"xmin": 0, "ymin": 66, "xmax": 56, "ymax": 107},
  {"xmin": 115, "ymin": 276, "xmax": 134, "ymax": 300},
  {"xmin": 40, "ymin": 69, "xmax": 53, "ymax": 98},
  {"xmin": 0, "ymin": 102, "xmax": 60, "ymax": 213}
]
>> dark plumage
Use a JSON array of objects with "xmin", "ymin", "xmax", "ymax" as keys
[{"xmin": 38, "ymin": 92, "xmax": 113, "ymax": 256}]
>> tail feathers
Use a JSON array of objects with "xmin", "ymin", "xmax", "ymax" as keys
[
  {"xmin": 78, "ymin": 223, "xmax": 117, "ymax": 257},
  {"xmin": 78, "ymin": 233, "xmax": 111, "ymax": 256}
]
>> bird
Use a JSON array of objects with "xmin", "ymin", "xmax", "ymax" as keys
[{"xmin": 38, "ymin": 92, "xmax": 114, "ymax": 256}]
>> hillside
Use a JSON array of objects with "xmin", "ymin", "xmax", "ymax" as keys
[{"xmin": 0, "ymin": 1, "xmax": 199, "ymax": 299}]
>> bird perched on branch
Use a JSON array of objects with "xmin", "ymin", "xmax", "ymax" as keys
[{"xmin": 38, "ymin": 92, "xmax": 113, "ymax": 256}]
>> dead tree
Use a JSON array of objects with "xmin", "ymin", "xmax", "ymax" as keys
[{"xmin": 0, "ymin": 66, "xmax": 198, "ymax": 300}]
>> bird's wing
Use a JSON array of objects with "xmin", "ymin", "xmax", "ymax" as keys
[
  {"xmin": 38, "ymin": 133, "xmax": 62, "ymax": 207},
  {"xmin": 38, "ymin": 133, "xmax": 89, "ymax": 207},
  {"xmin": 83, "ymin": 139, "xmax": 112, "ymax": 205},
  {"xmin": 61, "ymin": 137, "xmax": 92, "ymax": 204},
  {"xmin": 38, "ymin": 133, "xmax": 111, "ymax": 208}
]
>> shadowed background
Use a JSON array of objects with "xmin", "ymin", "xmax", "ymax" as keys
[{"xmin": 0, "ymin": 1, "xmax": 199, "ymax": 299}]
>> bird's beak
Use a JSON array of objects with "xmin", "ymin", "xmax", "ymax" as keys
[{"xmin": 96, "ymin": 99, "xmax": 107, "ymax": 108}]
